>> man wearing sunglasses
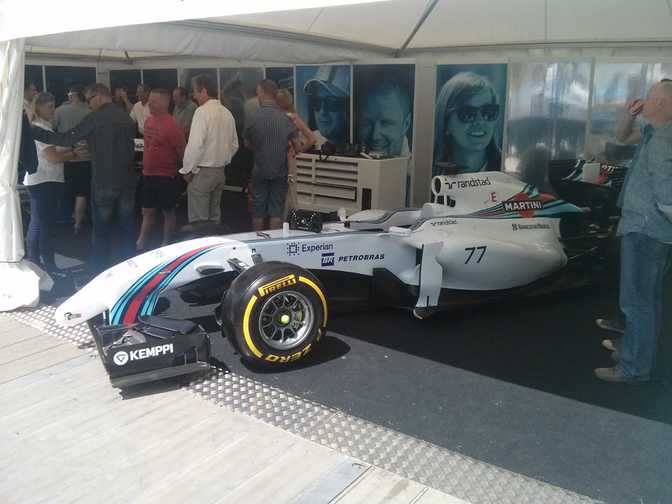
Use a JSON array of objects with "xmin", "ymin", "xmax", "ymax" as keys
[
  {"xmin": 304, "ymin": 66, "xmax": 349, "ymax": 147},
  {"xmin": 31, "ymin": 83, "xmax": 137, "ymax": 274}
]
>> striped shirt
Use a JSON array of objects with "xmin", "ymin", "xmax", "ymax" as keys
[{"xmin": 244, "ymin": 102, "xmax": 298, "ymax": 179}]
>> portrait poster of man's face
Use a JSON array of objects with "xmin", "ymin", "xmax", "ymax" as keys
[
  {"xmin": 353, "ymin": 64, "xmax": 415, "ymax": 157},
  {"xmin": 296, "ymin": 65, "xmax": 351, "ymax": 146}
]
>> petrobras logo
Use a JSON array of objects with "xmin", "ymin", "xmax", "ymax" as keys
[
  {"xmin": 337, "ymin": 253, "xmax": 385, "ymax": 263},
  {"xmin": 503, "ymin": 200, "xmax": 543, "ymax": 212},
  {"xmin": 321, "ymin": 252, "xmax": 335, "ymax": 267},
  {"xmin": 444, "ymin": 177, "xmax": 492, "ymax": 190},
  {"xmin": 112, "ymin": 344, "xmax": 174, "ymax": 366}
]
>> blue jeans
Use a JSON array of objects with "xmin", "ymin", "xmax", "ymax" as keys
[
  {"xmin": 91, "ymin": 187, "xmax": 137, "ymax": 273},
  {"xmin": 26, "ymin": 182, "xmax": 63, "ymax": 269},
  {"xmin": 618, "ymin": 232, "xmax": 672, "ymax": 379}
]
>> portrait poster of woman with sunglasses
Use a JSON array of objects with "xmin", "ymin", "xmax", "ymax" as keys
[
  {"xmin": 433, "ymin": 64, "xmax": 507, "ymax": 176},
  {"xmin": 296, "ymin": 65, "xmax": 351, "ymax": 148}
]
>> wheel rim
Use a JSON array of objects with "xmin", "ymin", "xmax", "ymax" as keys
[{"xmin": 258, "ymin": 290, "xmax": 314, "ymax": 350}]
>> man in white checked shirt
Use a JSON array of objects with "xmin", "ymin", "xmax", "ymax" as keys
[{"xmin": 179, "ymin": 74, "xmax": 239, "ymax": 223}]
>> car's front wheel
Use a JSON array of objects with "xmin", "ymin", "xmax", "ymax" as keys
[{"xmin": 221, "ymin": 262, "xmax": 328, "ymax": 366}]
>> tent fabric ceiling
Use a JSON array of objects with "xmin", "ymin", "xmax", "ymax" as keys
[
  {"xmin": 25, "ymin": 21, "xmax": 386, "ymax": 65},
  {"xmin": 214, "ymin": 0, "xmax": 672, "ymax": 50},
  {"xmin": 18, "ymin": 0, "xmax": 672, "ymax": 62}
]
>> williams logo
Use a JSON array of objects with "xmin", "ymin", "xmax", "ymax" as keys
[
  {"xmin": 258, "ymin": 274, "xmax": 297, "ymax": 297},
  {"xmin": 503, "ymin": 200, "xmax": 543, "ymax": 212},
  {"xmin": 112, "ymin": 344, "xmax": 174, "ymax": 366},
  {"xmin": 321, "ymin": 252, "xmax": 335, "ymax": 267}
]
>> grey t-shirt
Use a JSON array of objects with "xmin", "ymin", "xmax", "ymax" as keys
[
  {"xmin": 54, "ymin": 102, "xmax": 90, "ymax": 133},
  {"xmin": 244, "ymin": 102, "xmax": 297, "ymax": 179}
]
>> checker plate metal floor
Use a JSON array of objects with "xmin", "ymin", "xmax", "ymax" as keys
[{"xmin": 5, "ymin": 305, "xmax": 598, "ymax": 504}]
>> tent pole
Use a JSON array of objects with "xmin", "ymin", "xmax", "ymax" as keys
[{"xmin": 395, "ymin": 0, "xmax": 439, "ymax": 58}]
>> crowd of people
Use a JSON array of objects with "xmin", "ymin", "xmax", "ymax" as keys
[{"xmin": 21, "ymin": 74, "xmax": 314, "ymax": 277}]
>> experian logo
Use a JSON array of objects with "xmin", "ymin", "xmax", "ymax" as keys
[{"xmin": 112, "ymin": 344, "xmax": 174, "ymax": 366}]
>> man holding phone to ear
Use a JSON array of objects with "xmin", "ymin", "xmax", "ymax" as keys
[{"xmin": 595, "ymin": 80, "xmax": 672, "ymax": 383}]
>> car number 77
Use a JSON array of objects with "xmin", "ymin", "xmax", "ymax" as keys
[{"xmin": 464, "ymin": 246, "xmax": 487, "ymax": 264}]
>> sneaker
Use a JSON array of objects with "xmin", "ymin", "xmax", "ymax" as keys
[
  {"xmin": 594, "ymin": 367, "xmax": 648, "ymax": 384},
  {"xmin": 595, "ymin": 318, "xmax": 624, "ymax": 334}
]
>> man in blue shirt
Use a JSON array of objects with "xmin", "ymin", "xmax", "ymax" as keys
[
  {"xmin": 595, "ymin": 80, "xmax": 672, "ymax": 383},
  {"xmin": 244, "ymin": 79, "xmax": 300, "ymax": 231}
]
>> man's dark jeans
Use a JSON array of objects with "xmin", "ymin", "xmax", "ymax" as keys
[{"xmin": 91, "ymin": 186, "xmax": 136, "ymax": 273}]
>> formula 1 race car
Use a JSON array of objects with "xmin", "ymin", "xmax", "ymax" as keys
[{"xmin": 55, "ymin": 171, "xmax": 615, "ymax": 384}]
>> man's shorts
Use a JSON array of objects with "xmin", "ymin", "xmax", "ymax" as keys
[
  {"xmin": 141, "ymin": 175, "xmax": 179, "ymax": 210},
  {"xmin": 64, "ymin": 161, "xmax": 91, "ymax": 198},
  {"xmin": 251, "ymin": 176, "xmax": 288, "ymax": 218}
]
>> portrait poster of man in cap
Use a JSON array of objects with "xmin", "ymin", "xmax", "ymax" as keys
[
  {"xmin": 296, "ymin": 65, "xmax": 351, "ymax": 147},
  {"xmin": 354, "ymin": 64, "xmax": 415, "ymax": 157}
]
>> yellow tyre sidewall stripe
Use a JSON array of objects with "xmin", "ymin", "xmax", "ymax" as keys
[
  {"xmin": 242, "ymin": 295, "xmax": 263, "ymax": 358},
  {"xmin": 242, "ymin": 276, "xmax": 328, "ymax": 361},
  {"xmin": 298, "ymin": 276, "xmax": 328, "ymax": 326}
]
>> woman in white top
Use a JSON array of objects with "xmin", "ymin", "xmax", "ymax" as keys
[{"xmin": 24, "ymin": 93, "xmax": 80, "ymax": 271}]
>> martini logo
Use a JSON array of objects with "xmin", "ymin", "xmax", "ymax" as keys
[
  {"xmin": 112, "ymin": 344, "xmax": 174, "ymax": 366},
  {"xmin": 321, "ymin": 252, "xmax": 335, "ymax": 267},
  {"xmin": 503, "ymin": 200, "xmax": 543, "ymax": 212},
  {"xmin": 258, "ymin": 274, "xmax": 297, "ymax": 297}
]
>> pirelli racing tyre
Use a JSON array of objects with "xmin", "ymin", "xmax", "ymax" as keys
[{"xmin": 221, "ymin": 261, "xmax": 328, "ymax": 366}]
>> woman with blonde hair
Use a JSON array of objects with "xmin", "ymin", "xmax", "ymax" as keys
[
  {"xmin": 276, "ymin": 89, "xmax": 316, "ymax": 216},
  {"xmin": 24, "ymin": 92, "xmax": 82, "ymax": 272}
]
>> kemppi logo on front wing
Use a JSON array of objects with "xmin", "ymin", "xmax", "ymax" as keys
[{"xmin": 258, "ymin": 274, "xmax": 297, "ymax": 297}]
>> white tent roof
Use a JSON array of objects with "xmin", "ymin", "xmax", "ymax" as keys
[{"xmin": 7, "ymin": 0, "xmax": 672, "ymax": 63}]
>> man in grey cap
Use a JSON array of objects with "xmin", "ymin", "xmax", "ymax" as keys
[{"xmin": 304, "ymin": 65, "xmax": 349, "ymax": 147}]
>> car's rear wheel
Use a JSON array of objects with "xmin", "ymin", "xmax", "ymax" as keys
[{"xmin": 221, "ymin": 262, "xmax": 328, "ymax": 366}]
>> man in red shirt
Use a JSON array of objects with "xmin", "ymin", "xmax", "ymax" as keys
[{"xmin": 137, "ymin": 88, "xmax": 186, "ymax": 250}]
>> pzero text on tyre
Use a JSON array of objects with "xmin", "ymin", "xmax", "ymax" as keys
[{"xmin": 221, "ymin": 261, "xmax": 328, "ymax": 366}]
